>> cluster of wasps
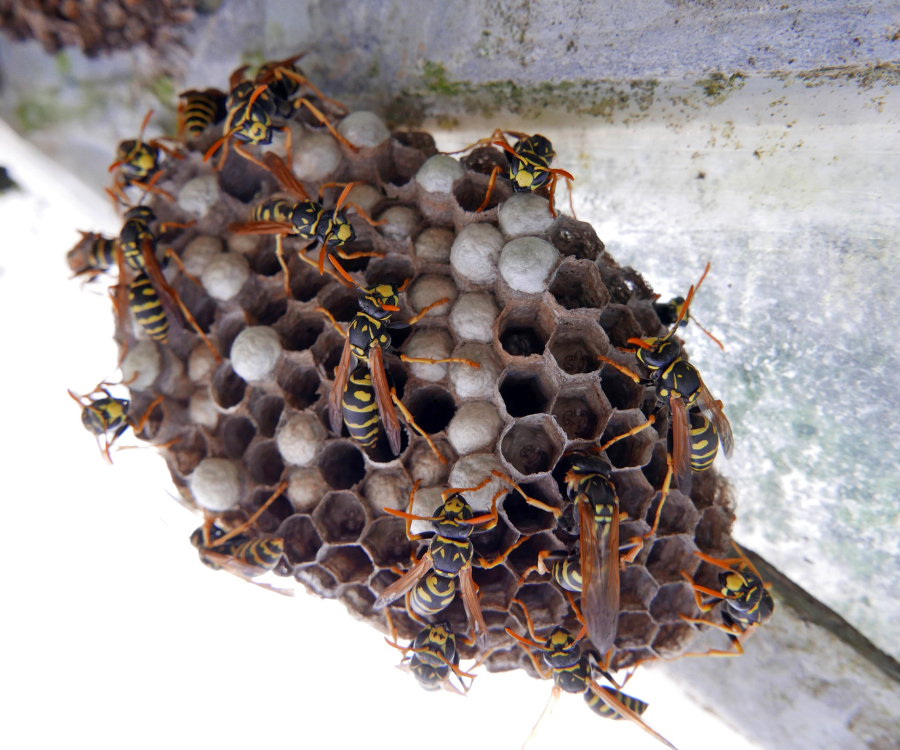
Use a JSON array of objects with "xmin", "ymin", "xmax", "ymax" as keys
[{"xmin": 64, "ymin": 50, "xmax": 772, "ymax": 750}]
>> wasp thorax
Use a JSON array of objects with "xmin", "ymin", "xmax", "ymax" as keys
[
  {"xmin": 124, "ymin": 206, "xmax": 155, "ymax": 223},
  {"xmin": 358, "ymin": 285, "xmax": 400, "ymax": 319},
  {"xmin": 432, "ymin": 495, "xmax": 476, "ymax": 538},
  {"xmin": 636, "ymin": 337, "xmax": 680, "ymax": 370}
]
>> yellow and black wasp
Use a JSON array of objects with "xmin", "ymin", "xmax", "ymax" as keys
[
  {"xmin": 107, "ymin": 109, "xmax": 183, "ymax": 206},
  {"xmin": 451, "ymin": 129, "xmax": 574, "ymax": 216},
  {"xmin": 67, "ymin": 231, "xmax": 118, "ymax": 282},
  {"xmin": 318, "ymin": 255, "xmax": 479, "ymax": 460},
  {"xmin": 177, "ymin": 88, "xmax": 228, "ymax": 141},
  {"xmin": 373, "ymin": 477, "xmax": 534, "ymax": 646},
  {"xmin": 506, "ymin": 598, "xmax": 677, "ymax": 749},
  {"xmin": 227, "ymin": 153, "xmax": 384, "ymax": 295},
  {"xmin": 190, "ymin": 480, "xmax": 293, "ymax": 595},
  {"xmin": 653, "ymin": 262, "xmax": 724, "ymax": 350},
  {"xmin": 384, "ymin": 616, "xmax": 476, "ymax": 694},
  {"xmin": 67, "ymin": 385, "xmax": 164, "ymax": 463},
  {"xmin": 204, "ymin": 53, "xmax": 357, "ymax": 172}
]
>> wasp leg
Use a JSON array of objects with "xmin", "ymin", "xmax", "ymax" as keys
[
  {"xmin": 274, "ymin": 68, "xmax": 349, "ymax": 114},
  {"xmin": 399, "ymin": 354, "xmax": 481, "ymax": 369},
  {"xmin": 273, "ymin": 234, "xmax": 291, "ymax": 297},
  {"xmin": 315, "ymin": 306, "xmax": 348, "ymax": 338},
  {"xmin": 333, "ymin": 248, "xmax": 386, "ymax": 262},
  {"xmin": 129, "ymin": 394, "xmax": 165, "ymax": 434},
  {"xmin": 516, "ymin": 549, "xmax": 556, "ymax": 586},
  {"xmin": 597, "ymin": 354, "xmax": 651, "ymax": 385},
  {"xmin": 511, "ymin": 597, "xmax": 542, "ymax": 642},
  {"xmin": 475, "ymin": 164, "xmax": 503, "ymax": 213},
  {"xmin": 646, "ymin": 451, "xmax": 674, "ymax": 538},
  {"xmin": 597, "ymin": 415, "xmax": 656, "ymax": 452},
  {"xmin": 390, "ymin": 390, "xmax": 447, "ymax": 464},
  {"xmin": 442, "ymin": 128, "xmax": 509, "ymax": 155},
  {"xmin": 164, "ymin": 247, "xmax": 203, "ymax": 288},
  {"xmin": 476, "ymin": 532, "xmax": 528, "ymax": 569},
  {"xmin": 210, "ymin": 480, "xmax": 289, "ymax": 549},
  {"xmin": 296, "ymin": 243, "xmax": 353, "ymax": 287},
  {"xmin": 293, "ymin": 98, "xmax": 359, "ymax": 153},
  {"xmin": 490, "ymin": 470, "xmax": 562, "ymax": 519},
  {"xmin": 232, "ymin": 142, "xmax": 270, "ymax": 170}
]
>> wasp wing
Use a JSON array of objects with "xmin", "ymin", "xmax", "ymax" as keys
[
  {"xmin": 459, "ymin": 566, "xmax": 489, "ymax": 648},
  {"xmin": 328, "ymin": 337, "xmax": 353, "ymax": 435},
  {"xmin": 227, "ymin": 220, "xmax": 295, "ymax": 235},
  {"xmin": 373, "ymin": 553, "xmax": 432, "ymax": 609},
  {"xmin": 198, "ymin": 550, "xmax": 295, "ymax": 597},
  {"xmin": 370, "ymin": 344, "xmax": 402, "ymax": 456},
  {"xmin": 670, "ymin": 395, "xmax": 693, "ymax": 496},
  {"xmin": 588, "ymin": 679, "xmax": 678, "ymax": 750},
  {"xmin": 580, "ymin": 499, "xmax": 619, "ymax": 654},
  {"xmin": 698, "ymin": 378, "xmax": 734, "ymax": 459},
  {"xmin": 523, "ymin": 685, "xmax": 561, "ymax": 748},
  {"xmin": 261, "ymin": 152, "xmax": 310, "ymax": 200},
  {"xmin": 139, "ymin": 238, "xmax": 186, "ymax": 337}
]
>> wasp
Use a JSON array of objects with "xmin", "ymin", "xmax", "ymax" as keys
[
  {"xmin": 653, "ymin": 262, "xmax": 724, "ymax": 350},
  {"xmin": 597, "ymin": 266, "xmax": 733, "ymax": 524},
  {"xmin": 317, "ymin": 255, "xmax": 479, "ymax": 461},
  {"xmin": 68, "ymin": 386, "xmax": 165, "ymax": 463},
  {"xmin": 505, "ymin": 597, "xmax": 677, "ymax": 749},
  {"xmin": 204, "ymin": 53, "xmax": 356, "ymax": 172},
  {"xmin": 450, "ymin": 129, "xmax": 574, "ymax": 216},
  {"xmin": 107, "ymin": 109, "xmax": 182, "ymax": 206},
  {"xmin": 679, "ymin": 542, "xmax": 774, "ymax": 657},
  {"xmin": 190, "ymin": 481, "xmax": 293, "ymax": 595},
  {"xmin": 67, "ymin": 231, "xmax": 118, "ymax": 282},
  {"xmin": 374, "ymin": 476, "xmax": 539, "ymax": 646},
  {"xmin": 384, "ymin": 614, "xmax": 476, "ymax": 694},
  {"xmin": 227, "ymin": 153, "xmax": 384, "ymax": 295},
  {"xmin": 177, "ymin": 88, "xmax": 228, "ymax": 141}
]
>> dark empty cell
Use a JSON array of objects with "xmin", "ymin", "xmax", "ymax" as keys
[
  {"xmin": 453, "ymin": 173, "xmax": 510, "ymax": 213},
  {"xmin": 652, "ymin": 622, "xmax": 695, "ymax": 658},
  {"xmin": 217, "ymin": 152, "xmax": 267, "ymax": 202},
  {"xmin": 360, "ymin": 516, "xmax": 413, "ymax": 568},
  {"xmin": 319, "ymin": 545, "xmax": 373, "ymax": 584},
  {"xmin": 283, "ymin": 316, "xmax": 324, "ymax": 352},
  {"xmin": 212, "ymin": 363, "xmax": 246, "ymax": 408},
  {"xmin": 251, "ymin": 395, "xmax": 284, "ymax": 438},
  {"xmin": 688, "ymin": 468, "xmax": 722, "ymax": 512},
  {"xmin": 295, "ymin": 564, "xmax": 339, "ymax": 598},
  {"xmin": 552, "ymin": 395, "xmax": 599, "ymax": 440},
  {"xmin": 470, "ymin": 566, "xmax": 516, "ymax": 611},
  {"xmin": 462, "ymin": 145, "xmax": 509, "ymax": 176},
  {"xmin": 597, "ymin": 266, "xmax": 633, "ymax": 305},
  {"xmin": 470, "ymin": 517, "xmax": 517, "ymax": 561},
  {"xmin": 405, "ymin": 387, "xmax": 456, "ymax": 434},
  {"xmin": 641, "ymin": 444, "xmax": 669, "ymax": 493},
  {"xmin": 602, "ymin": 419, "xmax": 653, "ymax": 470},
  {"xmin": 319, "ymin": 442, "xmax": 366, "ymax": 489},
  {"xmin": 246, "ymin": 440, "xmax": 285, "ymax": 485},
  {"xmin": 499, "ymin": 326, "xmax": 546, "ymax": 358},
  {"xmin": 250, "ymin": 243, "xmax": 283, "ymax": 276},
  {"xmin": 172, "ymin": 276, "xmax": 216, "ymax": 333},
  {"xmin": 313, "ymin": 492, "xmax": 367, "ymax": 544},
  {"xmin": 615, "ymin": 611, "xmax": 657, "ymax": 649},
  {"xmin": 504, "ymin": 532, "xmax": 560, "ymax": 576},
  {"xmin": 611, "ymin": 470, "xmax": 654, "ymax": 525},
  {"xmin": 365, "ymin": 256, "xmax": 415, "ymax": 288},
  {"xmin": 248, "ymin": 484, "xmax": 293, "ymax": 532},
  {"xmin": 502, "ymin": 483, "xmax": 560, "ymax": 535},
  {"xmin": 277, "ymin": 366, "xmax": 320, "ymax": 410},
  {"xmin": 318, "ymin": 284, "xmax": 359, "ymax": 323},
  {"xmin": 252, "ymin": 297, "xmax": 288, "ymax": 327},
  {"xmin": 619, "ymin": 267, "xmax": 655, "ymax": 301},
  {"xmin": 279, "ymin": 515, "xmax": 323, "ymax": 565},
  {"xmin": 598, "ymin": 304, "xmax": 643, "ymax": 347},
  {"xmin": 619, "ymin": 566, "xmax": 659, "ymax": 611},
  {"xmin": 215, "ymin": 314, "xmax": 246, "ymax": 359},
  {"xmin": 393, "ymin": 130, "xmax": 438, "ymax": 154},
  {"xmin": 222, "ymin": 416, "xmax": 256, "ymax": 458},
  {"xmin": 649, "ymin": 582, "xmax": 698, "ymax": 622},
  {"xmin": 328, "ymin": 242, "xmax": 372, "ymax": 273},
  {"xmin": 499, "ymin": 371, "xmax": 551, "ymax": 417},
  {"xmin": 598, "ymin": 364, "xmax": 643, "ymax": 411},
  {"xmin": 291, "ymin": 265, "xmax": 330, "ymax": 302},
  {"xmin": 513, "ymin": 583, "xmax": 568, "ymax": 631},
  {"xmin": 548, "ymin": 261, "xmax": 609, "ymax": 310},
  {"xmin": 549, "ymin": 334, "xmax": 600, "ymax": 375},
  {"xmin": 500, "ymin": 421, "xmax": 562, "ymax": 476},
  {"xmin": 130, "ymin": 394, "xmax": 164, "ymax": 440},
  {"xmin": 646, "ymin": 537, "xmax": 698, "ymax": 585},
  {"xmin": 694, "ymin": 506, "xmax": 735, "ymax": 554},
  {"xmin": 548, "ymin": 216, "xmax": 606, "ymax": 261},
  {"xmin": 340, "ymin": 585, "xmax": 376, "ymax": 617}
]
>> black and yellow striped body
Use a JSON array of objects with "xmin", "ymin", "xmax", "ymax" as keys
[
  {"xmin": 407, "ymin": 621, "xmax": 459, "ymax": 691},
  {"xmin": 179, "ymin": 89, "xmax": 227, "ymax": 139},
  {"xmin": 114, "ymin": 140, "xmax": 162, "ymax": 184},
  {"xmin": 256, "ymin": 61, "xmax": 302, "ymax": 116},
  {"xmin": 318, "ymin": 210, "xmax": 355, "ymax": 249},
  {"xmin": 87, "ymin": 235, "xmax": 118, "ymax": 272},
  {"xmin": 129, "ymin": 272, "xmax": 169, "ymax": 342},
  {"xmin": 508, "ymin": 134, "xmax": 555, "ymax": 193},
  {"xmin": 342, "ymin": 365, "xmax": 381, "ymax": 447},
  {"xmin": 409, "ymin": 573, "xmax": 457, "ymax": 618},
  {"xmin": 719, "ymin": 568, "xmax": 773, "ymax": 628},
  {"xmin": 430, "ymin": 536, "xmax": 475, "ymax": 579},
  {"xmin": 227, "ymin": 538, "xmax": 285, "ymax": 576},
  {"xmin": 585, "ymin": 685, "xmax": 649, "ymax": 720},
  {"xmin": 289, "ymin": 200, "xmax": 325, "ymax": 241},
  {"xmin": 689, "ymin": 408, "xmax": 718, "ymax": 472},
  {"xmin": 119, "ymin": 206, "xmax": 156, "ymax": 271},
  {"xmin": 225, "ymin": 81, "xmax": 277, "ymax": 146},
  {"xmin": 252, "ymin": 196, "xmax": 297, "ymax": 224},
  {"xmin": 656, "ymin": 358, "xmax": 702, "ymax": 409},
  {"xmin": 653, "ymin": 297, "xmax": 687, "ymax": 329},
  {"xmin": 80, "ymin": 397, "xmax": 130, "ymax": 438},
  {"xmin": 347, "ymin": 314, "xmax": 393, "ymax": 362},
  {"xmin": 565, "ymin": 454, "xmax": 619, "ymax": 534},
  {"xmin": 551, "ymin": 549, "xmax": 583, "ymax": 593}
]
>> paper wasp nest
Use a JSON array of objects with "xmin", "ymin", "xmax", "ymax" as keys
[{"xmin": 77, "ymin": 108, "xmax": 736, "ymax": 675}]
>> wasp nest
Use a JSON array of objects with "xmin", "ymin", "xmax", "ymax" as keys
[{"xmin": 70, "ymin": 104, "xmax": 737, "ymax": 677}]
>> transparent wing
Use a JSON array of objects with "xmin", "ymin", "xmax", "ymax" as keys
[
  {"xmin": 373, "ymin": 553, "xmax": 432, "ymax": 609},
  {"xmin": 670, "ymin": 396, "xmax": 693, "ymax": 496},
  {"xmin": 328, "ymin": 337, "xmax": 353, "ymax": 435},
  {"xmin": 459, "ymin": 566, "xmax": 488, "ymax": 648},
  {"xmin": 227, "ymin": 220, "xmax": 294, "ymax": 235},
  {"xmin": 523, "ymin": 685, "xmax": 561, "ymax": 748},
  {"xmin": 588, "ymin": 679, "xmax": 678, "ymax": 750},
  {"xmin": 698, "ymin": 378, "xmax": 734, "ymax": 459},
  {"xmin": 581, "ymin": 499, "xmax": 619, "ymax": 654},
  {"xmin": 370, "ymin": 344, "xmax": 402, "ymax": 455}
]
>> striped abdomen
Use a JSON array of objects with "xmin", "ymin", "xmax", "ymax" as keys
[
  {"xmin": 342, "ymin": 366, "xmax": 380, "ymax": 447},
  {"xmin": 119, "ymin": 219, "xmax": 154, "ymax": 271},
  {"xmin": 584, "ymin": 686, "xmax": 649, "ymax": 720},
  {"xmin": 251, "ymin": 197, "xmax": 295, "ymax": 223},
  {"xmin": 87, "ymin": 236, "xmax": 117, "ymax": 272},
  {"xmin": 689, "ymin": 409, "xmax": 718, "ymax": 472},
  {"xmin": 230, "ymin": 538, "xmax": 285, "ymax": 576},
  {"xmin": 552, "ymin": 551, "xmax": 583, "ymax": 593},
  {"xmin": 129, "ymin": 273, "xmax": 168, "ymax": 342},
  {"xmin": 180, "ymin": 89, "xmax": 227, "ymax": 138},
  {"xmin": 409, "ymin": 573, "xmax": 457, "ymax": 617}
]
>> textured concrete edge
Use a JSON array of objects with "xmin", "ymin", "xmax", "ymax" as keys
[{"xmin": 743, "ymin": 547, "xmax": 900, "ymax": 686}]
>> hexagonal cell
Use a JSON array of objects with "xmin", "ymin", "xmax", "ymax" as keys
[
  {"xmin": 318, "ymin": 283, "xmax": 359, "ymax": 323},
  {"xmin": 250, "ymin": 394, "xmax": 285, "ymax": 438},
  {"xmin": 246, "ymin": 293, "xmax": 288, "ymax": 327},
  {"xmin": 319, "ymin": 545, "xmax": 373, "ymax": 584},
  {"xmin": 496, "ymin": 298, "xmax": 555, "ymax": 359},
  {"xmin": 360, "ymin": 516, "xmax": 413, "ymax": 568},
  {"xmin": 365, "ymin": 255, "xmax": 415, "ymax": 288},
  {"xmin": 290, "ymin": 263, "xmax": 331, "ymax": 302},
  {"xmin": 471, "ymin": 565, "xmax": 517, "ymax": 612},
  {"xmin": 279, "ymin": 515, "xmax": 324, "ymax": 565},
  {"xmin": 485, "ymin": 647, "xmax": 525, "ymax": 676},
  {"xmin": 615, "ymin": 611, "xmax": 657, "ymax": 649},
  {"xmin": 402, "ymin": 438, "xmax": 452, "ymax": 487},
  {"xmin": 641, "ymin": 442, "xmax": 669, "ymax": 491},
  {"xmin": 598, "ymin": 358, "xmax": 644, "ymax": 411},
  {"xmin": 548, "ymin": 215, "xmax": 606, "ymax": 261},
  {"xmin": 404, "ymin": 385, "xmax": 456, "ymax": 435},
  {"xmin": 215, "ymin": 312, "xmax": 246, "ymax": 358},
  {"xmin": 217, "ymin": 149, "xmax": 267, "ymax": 201},
  {"xmin": 461, "ymin": 144, "xmax": 508, "ymax": 176},
  {"xmin": 360, "ymin": 425, "xmax": 411, "ymax": 465},
  {"xmin": 611, "ymin": 647, "xmax": 655, "ymax": 672},
  {"xmin": 502, "ymin": 480, "xmax": 562, "ymax": 535},
  {"xmin": 247, "ymin": 484, "xmax": 294, "ymax": 533},
  {"xmin": 310, "ymin": 329, "xmax": 346, "ymax": 381},
  {"xmin": 166, "ymin": 429, "xmax": 208, "ymax": 478},
  {"xmin": 647, "ymin": 489, "xmax": 701, "ymax": 537},
  {"xmin": 453, "ymin": 171, "xmax": 512, "ymax": 213},
  {"xmin": 313, "ymin": 491, "xmax": 367, "ymax": 544},
  {"xmin": 600, "ymin": 410, "xmax": 656, "ymax": 469},
  {"xmin": 549, "ymin": 258, "xmax": 610, "ymax": 311},
  {"xmin": 611, "ymin": 469, "xmax": 655, "ymax": 526},
  {"xmin": 620, "ymin": 565, "xmax": 659, "ymax": 612},
  {"xmin": 499, "ymin": 366, "xmax": 557, "ymax": 418},
  {"xmin": 361, "ymin": 470, "xmax": 412, "ymax": 517},
  {"xmin": 276, "ymin": 363, "xmax": 321, "ymax": 410},
  {"xmin": 505, "ymin": 531, "xmax": 562, "ymax": 577},
  {"xmin": 646, "ymin": 537, "xmax": 699, "ymax": 585},
  {"xmin": 248, "ymin": 241, "xmax": 282, "ymax": 277},
  {"xmin": 295, "ymin": 564, "xmax": 340, "ymax": 598},
  {"xmin": 277, "ymin": 313, "xmax": 324, "ymax": 352},
  {"xmin": 694, "ymin": 506, "xmax": 735, "ymax": 554},
  {"xmin": 652, "ymin": 622, "xmax": 696, "ymax": 658},
  {"xmin": 246, "ymin": 440, "xmax": 286, "ymax": 486},
  {"xmin": 470, "ymin": 516, "xmax": 519, "ymax": 562},
  {"xmin": 500, "ymin": 416, "xmax": 565, "ymax": 476},
  {"xmin": 212, "ymin": 362, "xmax": 246, "ymax": 409},
  {"xmin": 552, "ymin": 384, "xmax": 611, "ymax": 441},
  {"xmin": 319, "ymin": 441, "xmax": 366, "ymax": 490},
  {"xmin": 341, "ymin": 584, "xmax": 377, "ymax": 618},
  {"xmin": 172, "ymin": 275, "xmax": 218, "ymax": 333},
  {"xmin": 222, "ymin": 416, "xmax": 256, "ymax": 459},
  {"xmin": 688, "ymin": 467, "xmax": 726, "ymax": 512},
  {"xmin": 392, "ymin": 131, "xmax": 437, "ymax": 183},
  {"xmin": 512, "ymin": 583, "xmax": 569, "ymax": 633},
  {"xmin": 597, "ymin": 265, "xmax": 636, "ymax": 306},
  {"xmin": 548, "ymin": 318, "xmax": 607, "ymax": 376},
  {"xmin": 598, "ymin": 303, "xmax": 643, "ymax": 349},
  {"xmin": 649, "ymin": 581, "xmax": 699, "ymax": 622}
]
